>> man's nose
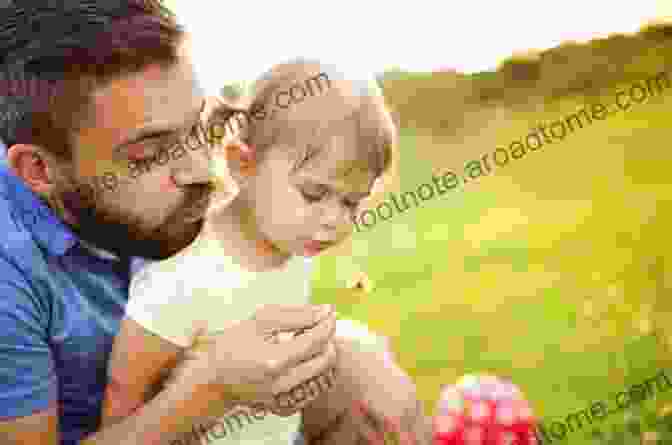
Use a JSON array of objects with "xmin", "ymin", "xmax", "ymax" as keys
[{"xmin": 170, "ymin": 144, "xmax": 214, "ymax": 187}]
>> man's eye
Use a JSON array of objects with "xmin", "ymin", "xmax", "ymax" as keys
[
  {"xmin": 344, "ymin": 199, "xmax": 360, "ymax": 209},
  {"xmin": 126, "ymin": 144, "xmax": 157, "ymax": 161}
]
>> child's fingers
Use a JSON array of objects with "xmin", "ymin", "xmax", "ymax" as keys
[
  {"xmin": 351, "ymin": 401, "xmax": 387, "ymax": 445},
  {"xmin": 382, "ymin": 416, "xmax": 405, "ymax": 445},
  {"xmin": 356, "ymin": 401, "xmax": 418, "ymax": 445},
  {"xmin": 382, "ymin": 416, "xmax": 417, "ymax": 445},
  {"xmin": 399, "ymin": 429, "xmax": 418, "ymax": 445}
]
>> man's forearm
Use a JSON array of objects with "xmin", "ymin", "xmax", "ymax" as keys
[{"xmin": 82, "ymin": 376, "xmax": 236, "ymax": 445}]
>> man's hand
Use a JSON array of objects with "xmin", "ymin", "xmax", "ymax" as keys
[{"xmin": 167, "ymin": 304, "xmax": 338, "ymax": 416}]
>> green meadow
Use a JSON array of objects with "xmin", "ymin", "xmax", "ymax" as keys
[
  {"xmin": 164, "ymin": 0, "xmax": 672, "ymax": 436},
  {"xmin": 311, "ymin": 70, "xmax": 672, "ymax": 443}
]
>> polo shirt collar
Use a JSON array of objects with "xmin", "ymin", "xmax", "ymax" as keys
[
  {"xmin": 78, "ymin": 239, "xmax": 120, "ymax": 261},
  {"xmin": 0, "ymin": 141, "xmax": 79, "ymax": 256}
]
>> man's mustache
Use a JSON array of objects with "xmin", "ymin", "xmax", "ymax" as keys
[
  {"xmin": 61, "ymin": 183, "xmax": 213, "ymax": 260},
  {"xmin": 179, "ymin": 183, "xmax": 214, "ymax": 218}
]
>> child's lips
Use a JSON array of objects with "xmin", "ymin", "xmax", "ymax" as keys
[{"xmin": 304, "ymin": 240, "xmax": 334, "ymax": 255}]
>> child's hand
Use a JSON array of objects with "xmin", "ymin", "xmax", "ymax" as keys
[
  {"xmin": 301, "ymin": 320, "xmax": 428, "ymax": 445},
  {"xmin": 351, "ymin": 400, "xmax": 428, "ymax": 445}
]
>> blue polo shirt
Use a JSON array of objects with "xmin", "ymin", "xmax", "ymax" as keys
[{"xmin": 0, "ymin": 148, "xmax": 146, "ymax": 445}]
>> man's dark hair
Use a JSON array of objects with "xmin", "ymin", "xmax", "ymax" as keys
[{"xmin": 0, "ymin": 1, "xmax": 184, "ymax": 159}]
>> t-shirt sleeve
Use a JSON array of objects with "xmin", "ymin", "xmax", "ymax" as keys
[
  {"xmin": 124, "ymin": 262, "xmax": 205, "ymax": 348},
  {"xmin": 0, "ymin": 258, "xmax": 57, "ymax": 420}
]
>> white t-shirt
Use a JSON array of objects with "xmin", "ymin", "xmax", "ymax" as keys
[
  {"xmin": 125, "ymin": 231, "xmax": 310, "ymax": 445},
  {"xmin": 124, "ymin": 230, "xmax": 387, "ymax": 445}
]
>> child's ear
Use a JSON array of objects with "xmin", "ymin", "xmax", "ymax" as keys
[
  {"xmin": 235, "ymin": 140, "xmax": 256, "ymax": 165},
  {"xmin": 225, "ymin": 139, "xmax": 257, "ymax": 181}
]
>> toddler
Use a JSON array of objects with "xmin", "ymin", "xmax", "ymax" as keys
[{"xmin": 100, "ymin": 58, "xmax": 427, "ymax": 445}]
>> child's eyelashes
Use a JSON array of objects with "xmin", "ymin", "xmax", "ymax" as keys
[
  {"xmin": 343, "ymin": 199, "xmax": 360, "ymax": 209},
  {"xmin": 298, "ymin": 182, "xmax": 367, "ymax": 210},
  {"xmin": 301, "ymin": 190, "xmax": 325, "ymax": 203},
  {"xmin": 300, "ymin": 189, "xmax": 362, "ymax": 210},
  {"xmin": 300, "ymin": 184, "xmax": 329, "ymax": 203}
]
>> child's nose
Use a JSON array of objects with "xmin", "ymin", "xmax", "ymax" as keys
[{"xmin": 320, "ymin": 199, "xmax": 350, "ymax": 230}]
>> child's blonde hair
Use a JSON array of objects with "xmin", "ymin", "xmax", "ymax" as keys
[{"xmin": 207, "ymin": 58, "xmax": 397, "ymax": 184}]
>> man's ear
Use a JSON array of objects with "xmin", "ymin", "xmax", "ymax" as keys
[{"xmin": 5, "ymin": 144, "xmax": 58, "ymax": 196}]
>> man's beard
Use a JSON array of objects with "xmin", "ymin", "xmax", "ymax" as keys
[{"xmin": 55, "ymin": 179, "xmax": 213, "ymax": 260}]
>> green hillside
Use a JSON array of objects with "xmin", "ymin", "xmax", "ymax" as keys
[{"xmin": 161, "ymin": 0, "xmax": 672, "ymax": 439}]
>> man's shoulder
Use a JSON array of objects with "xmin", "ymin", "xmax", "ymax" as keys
[
  {"xmin": 0, "ymin": 204, "xmax": 49, "ymax": 282},
  {"xmin": 0, "ymin": 199, "xmax": 56, "ymax": 318},
  {"xmin": 0, "ymin": 243, "xmax": 51, "ymax": 332},
  {"xmin": 0, "ymin": 186, "xmax": 47, "ymax": 257}
]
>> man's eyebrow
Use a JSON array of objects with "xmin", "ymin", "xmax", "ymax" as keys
[
  {"xmin": 121, "ymin": 128, "xmax": 178, "ymax": 147},
  {"xmin": 112, "ymin": 127, "xmax": 181, "ymax": 161},
  {"xmin": 113, "ymin": 100, "xmax": 206, "ymax": 157}
]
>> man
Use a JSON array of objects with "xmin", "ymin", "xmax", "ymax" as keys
[
  {"xmin": 0, "ymin": 2, "xmax": 338, "ymax": 444},
  {"xmin": 0, "ymin": 2, "xmax": 430, "ymax": 445}
]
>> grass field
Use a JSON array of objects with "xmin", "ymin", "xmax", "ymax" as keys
[{"xmin": 310, "ymin": 75, "xmax": 672, "ymax": 443}]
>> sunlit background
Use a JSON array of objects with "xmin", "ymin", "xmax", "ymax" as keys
[
  {"xmin": 168, "ymin": 0, "xmax": 668, "ymax": 91},
  {"xmin": 167, "ymin": 1, "xmax": 672, "ymax": 443}
]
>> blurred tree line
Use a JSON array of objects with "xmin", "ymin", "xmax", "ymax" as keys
[{"xmin": 378, "ymin": 19, "xmax": 672, "ymax": 135}]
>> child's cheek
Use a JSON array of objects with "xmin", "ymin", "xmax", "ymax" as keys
[
  {"xmin": 292, "ymin": 198, "xmax": 316, "ymax": 224},
  {"xmin": 294, "ymin": 202, "xmax": 309, "ymax": 219}
]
